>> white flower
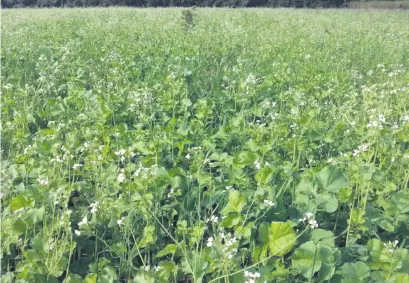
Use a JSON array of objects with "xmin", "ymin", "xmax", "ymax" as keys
[
  {"xmin": 206, "ymin": 237, "xmax": 214, "ymax": 247},
  {"xmin": 254, "ymin": 160, "xmax": 261, "ymax": 170},
  {"xmin": 308, "ymin": 219, "xmax": 319, "ymax": 229},
  {"xmin": 186, "ymin": 153, "xmax": 191, "ymax": 160},
  {"xmin": 143, "ymin": 265, "xmax": 150, "ymax": 271},
  {"xmin": 154, "ymin": 266, "xmax": 161, "ymax": 272},
  {"xmin": 73, "ymin": 164, "xmax": 82, "ymax": 170},
  {"xmin": 74, "ymin": 230, "xmax": 81, "ymax": 236},
  {"xmin": 264, "ymin": 199, "xmax": 275, "ymax": 207},
  {"xmin": 117, "ymin": 169, "xmax": 126, "ymax": 183},
  {"xmin": 359, "ymin": 144, "xmax": 369, "ymax": 152},
  {"xmin": 254, "ymin": 272, "xmax": 261, "ymax": 278},
  {"xmin": 378, "ymin": 114, "xmax": 386, "ymax": 123},
  {"xmin": 114, "ymin": 149, "xmax": 126, "ymax": 156},
  {"xmin": 117, "ymin": 217, "xmax": 125, "ymax": 226},
  {"xmin": 209, "ymin": 215, "xmax": 219, "ymax": 223},
  {"xmin": 78, "ymin": 216, "xmax": 88, "ymax": 227},
  {"xmin": 89, "ymin": 202, "xmax": 99, "ymax": 214},
  {"xmin": 305, "ymin": 212, "xmax": 314, "ymax": 219},
  {"xmin": 37, "ymin": 178, "xmax": 49, "ymax": 186},
  {"xmin": 225, "ymin": 186, "xmax": 233, "ymax": 191}
]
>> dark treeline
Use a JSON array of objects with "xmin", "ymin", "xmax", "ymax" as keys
[{"xmin": 1, "ymin": 0, "xmax": 348, "ymax": 8}]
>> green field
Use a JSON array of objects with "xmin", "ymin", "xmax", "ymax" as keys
[{"xmin": 2, "ymin": 8, "xmax": 409, "ymax": 282}]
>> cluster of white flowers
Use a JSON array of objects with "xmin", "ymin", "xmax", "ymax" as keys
[
  {"xmin": 206, "ymin": 237, "xmax": 214, "ymax": 247},
  {"xmin": 383, "ymin": 240, "xmax": 399, "ymax": 253},
  {"xmin": 260, "ymin": 99, "xmax": 277, "ymax": 109},
  {"xmin": 117, "ymin": 169, "xmax": 126, "ymax": 183},
  {"xmin": 353, "ymin": 144, "xmax": 369, "ymax": 157},
  {"xmin": 367, "ymin": 114, "xmax": 386, "ymax": 129},
  {"xmin": 254, "ymin": 160, "xmax": 261, "ymax": 170},
  {"xmin": 89, "ymin": 202, "xmax": 99, "ymax": 214},
  {"xmin": 37, "ymin": 177, "xmax": 49, "ymax": 186},
  {"xmin": 300, "ymin": 212, "xmax": 318, "ymax": 229},
  {"xmin": 142, "ymin": 265, "xmax": 161, "ymax": 272},
  {"xmin": 244, "ymin": 270, "xmax": 261, "ymax": 283},
  {"xmin": 209, "ymin": 215, "xmax": 218, "ymax": 223},
  {"xmin": 263, "ymin": 199, "xmax": 275, "ymax": 207}
]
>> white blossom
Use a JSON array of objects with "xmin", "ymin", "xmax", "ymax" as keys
[
  {"xmin": 117, "ymin": 169, "xmax": 126, "ymax": 183},
  {"xmin": 263, "ymin": 199, "xmax": 275, "ymax": 207},
  {"xmin": 117, "ymin": 217, "xmax": 125, "ymax": 226},
  {"xmin": 37, "ymin": 178, "xmax": 49, "ymax": 186},
  {"xmin": 78, "ymin": 216, "xmax": 88, "ymax": 227},
  {"xmin": 254, "ymin": 160, "xmax": 261, "ymax": 170},
  {"xmin": 89, "ymin": 202, "xmax": 99, "ymax": 214},
  {"xmin": 206, "ymin": 237, "xmax": 214, "ymax": 247},
  {"xmin": 73, "ymin": 164, "xmax": 82, "ymax": 170},
  {"xmin": 74, "ymin": 230, "xmax": 81, "ymax": 236}
]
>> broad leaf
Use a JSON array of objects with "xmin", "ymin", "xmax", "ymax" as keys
[
  {"xmin": 268, "ymin": 222, "xmax": 296, "ymax": 256},
  {"xmin": 221, "ymin": 190, "xmax": 247, "ymax": 215},
  {"xmin": 341, "ymin": 262, "xmax": 370, "ymax": 283},
  {"xmin": 292, "ymin": 241, "xmax": 322, "ymax": 278},
  {"xmin": 314, "ymin": 166, "xmax": 348, "ymax": 193}
]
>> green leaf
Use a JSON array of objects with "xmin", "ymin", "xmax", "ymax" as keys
[
  {"xmin": 156, "ymin": 244, "xmax": 177, "ymax": 258},
  {"xmin": 9, "ymin": 194, "xmax": 34, "ymax": 211},
  {"xmin": 268, "ymin": 222, "xmax": 297, "ymax": 256},
  {"xmin": 221, "ymin": 190, "xmax": 247, "ymax": 215},
  {"xmin": 84, "ymin": 273, "xmax": 97, "ymax": 283},
  {"xmin": 296, "ymin": 179, "xmax": 316, "ymax": 196},
  {"xmin": 314, "ymin": 165, "xmax": 348, "ymax": 193},
  {"xmin": 395, "ymin": 273, "xmax": 409, "ymax": 283},
  {"xmin": 316, "ymin": 193, "xmax": 338, "ymax": 213},
  {"xmin": 318, "ymin": 262, "xmax": 335, "ymax": 281},
  {"xmin": 310, "ymin": 229, "xmax": 335, "ymax": 247},
  {"xmin": 341, "ymin": 262, "xmax": 370, "ymax": 282},
  {"xmin": 132, "ymin": 273, "xmax": 154, "ymax": 283},
  {"xmin": 255, "ymin": 167, "xmax": 274, "ymax": 185},
  {"xmin": 138, "ymin": 225, "xmax": 156, "ymax": 248},
  {"xmin": 292, "ymin": 241, "xmax": 322, "ymax": 278},
  {"xmin": 63, "ymin": 274, "xmax": 82, "ymax": 283},
  {"xmin": 156, "ymin": 261, "xmax": 177, "ymax": 282},
  {"xmin": 223, "ymin": 213, "xmax": 241, "ymax": 228}
]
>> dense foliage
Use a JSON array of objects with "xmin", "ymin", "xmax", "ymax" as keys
[
  {"xmin": 1, "ymin": 0, "xmax": 348, "ymax": 8},
  {"xmin": 2, "ymin": 8, "xmax": 409, "ymax": 283}
]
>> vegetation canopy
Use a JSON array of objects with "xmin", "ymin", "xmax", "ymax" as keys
[{"xmin": 1, "ymin": 8, "xmax": 409, "ymax": 283}]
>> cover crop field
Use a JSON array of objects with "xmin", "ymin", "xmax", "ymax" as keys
[{"xmin": 1, "ymin": 8, "xmax": 409, "ymax": 283}]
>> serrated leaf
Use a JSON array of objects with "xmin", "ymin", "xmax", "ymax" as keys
[
  {"xmin": 341, "ymin": 262, "xmax": 370, "ymax": 282},
  {"xmin": 310, "ymin": 229, "xmax": 335, "ymax": 247},
  {"xmin": 268, "ymin": 222, "xmax": 296, "ymax": 256},
  {"xmin": 314, "ymin": 165, "xmax": 348, "ymax": 193},
  {"xmin": 316, "ymin": 193, "xmax": 338, "ymax": 213},
  {"xmin": 292, "ymin": 241, "xmax": 322, "ymax": 278},
  {"xmin": 223, "ymin": 213, "xmax": 241, "ymax": 228},
  {"xmin": 156, "ymin": 261, "xmax": 177, "ymax": 282},
  {"xmin": 221, "ymin": 190, "xmax": 247, "ymax": 215}
]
